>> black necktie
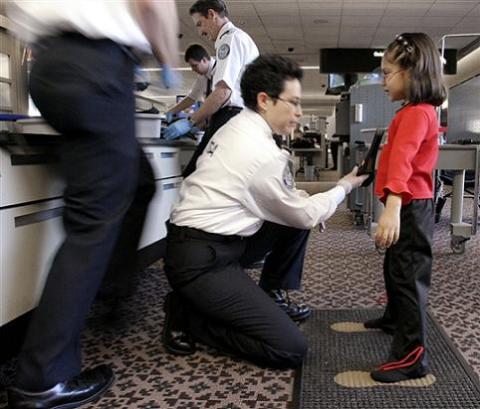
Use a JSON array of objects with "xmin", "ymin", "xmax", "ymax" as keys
[
  {"xmin": 206, "ymin": 60, "xmax": 216, "ymax": 98},
  {"xmin": 206, "ymin": 77, "xmax": 212, "ymax": 97}
]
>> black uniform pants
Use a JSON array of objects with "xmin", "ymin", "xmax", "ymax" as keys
[
  {"xmin": 102, "ymin": 151, "xmax": 156, "ymax": 298},
  {"xmin": 15, "ymin": 33, "xmax": 154, "ymax": 390},
  {"xmin": 165, "ymin": 222, "xmax": 309, "ymax": 368},
  {"xmin": 381, "ymin": 199, "xmax": 434, "ymax": 367},
  {"xmin": 183, "ymin": 106, "xmax": 242, "ymax": 177}
]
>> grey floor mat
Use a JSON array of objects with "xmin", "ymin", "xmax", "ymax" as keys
[{"xmin": 294, "ymin": 309, "xmax": 480, "ymax": 409}]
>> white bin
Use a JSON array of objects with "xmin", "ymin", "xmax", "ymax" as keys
[
  {"xmin": 135, "ymin": 114, "xmax": 162, "ymax": 139},
  {"xmin": 15, "ymin": 115, "xmax": 163, "ymax": 139}
]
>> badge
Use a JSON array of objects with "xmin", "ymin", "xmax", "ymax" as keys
[
  {"xmin": 218, "ymin": 44, "xmax": 230, "ymax": 60},
  {"xmin": 282, "ymin": 161, "xmax": 295, "ymax": 190},
  {"xmin": 206, "ymin": 140, "xmax": 218, "ymax": 156}
]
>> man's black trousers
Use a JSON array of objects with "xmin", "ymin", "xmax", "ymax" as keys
[
  {"xmin": 15, "ymin": 33, "xmax": 155, "ymax": 390},
  {"xmin": 165, "ymin": 222, "xmax": 310, "ymax": 368}
]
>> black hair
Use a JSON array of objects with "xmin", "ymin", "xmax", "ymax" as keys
[
  {"xmin": 189, "ymin": 0, "xmax": 228, "ymax": 18},
  {"xmin": 384, "ymin": 32, "xmax": 447, "ymax": 106},
  {"xmin": 241, "ymin": 54, "xmax": 303, "ymax": 112},
  {"xmin": 184, "ymin": 44, "xmax": 210, "ymax": 63}
]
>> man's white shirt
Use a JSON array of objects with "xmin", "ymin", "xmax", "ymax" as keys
[
  {"xmin": 213, "ymin": 22, "xmax": 259, "ymax": 108},
  {"xmin": 7, "ymin": 1, "xmax": 151, "ymax": 52},
  {"xmin": 187, "ymin": 58, "xmax": 216, "ymax": 102},
  {"xmin": 170, "ymin": 109, "xmax": 347, "ymax": 236}
]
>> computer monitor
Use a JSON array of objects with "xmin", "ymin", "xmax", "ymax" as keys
[{"xmin": 326, "ymin": 73, "xmax": 358, "ymax": 95}]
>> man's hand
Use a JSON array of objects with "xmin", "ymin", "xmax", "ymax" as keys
[
  {"xmin": 163, "ymin": 118, "xmax": 196, "ymax": 140},
  {"xmin": 336, "ymin": 166, "xmax": 369, "ymax": 194},
  {"xmin": 161, "ymin": 64, "xmax": 181, "ymax": 89},
  {"xmin": 165, "ymin": 111, "xmax": 174, "ymax": 124}
]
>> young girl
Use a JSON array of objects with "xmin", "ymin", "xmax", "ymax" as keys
[{"xmin": 364, "ymin": 33, "xmax": 447, "ymax": 383}]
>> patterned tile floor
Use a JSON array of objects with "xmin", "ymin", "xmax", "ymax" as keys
[{"xmin": 0, "ymin": 199, "xmax": 478, "ymax": 408}]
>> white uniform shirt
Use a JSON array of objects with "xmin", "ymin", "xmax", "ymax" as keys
[
  {"xmin": 213, "ymin": 22, "xmax": 259, "ymax": 108},
  {"xmin": 187, "ymin": 58, "xmax": 216, "ymax": 102},
  {"xmin": 7, "ymin": 1, "xmax": 151, "ymax": 52},
  {"xmin": 170, "ymin": 109, "xmax": 347, "ymax": 236}
]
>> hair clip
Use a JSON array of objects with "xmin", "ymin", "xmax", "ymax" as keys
[{"xmin": 396, "ymin": 35, "xmax": 414, "ymax": 53}]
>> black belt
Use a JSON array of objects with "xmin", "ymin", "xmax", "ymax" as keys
[
  {"xmin": 168, "ymin": 222, "xmax": 243, "ymax": 243},
  {"xmin": 218, "ymin": 106, "xmax": 242, "ymax": 114},
  {"xmin": 37, "ymin": 32, "xmax": 140, "ymax": 64}
]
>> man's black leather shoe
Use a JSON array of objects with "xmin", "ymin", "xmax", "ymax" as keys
[
  {"xmin": 269, "ymin": 289, "xmax": 311, "ymax": 322},
  {"xmin": 162, "ymin": 292, "xmax": 196, "ymax": 356},
  {"xmin": 8, "ymin": 364, "xmax": 114, "ymax": 409}
]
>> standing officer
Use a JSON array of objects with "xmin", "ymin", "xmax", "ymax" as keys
[
  {"xmin": 165, "ymin": 44, "xmax": 216, "ymax": 129},
  {"xmin": 163, "ymin": 55, "xmax": 368, "ymax": 367},
  {"xmin": 163, "ymin": 0, "xmax": 259, "ymax": 177},
  {"xmin": 6, "ymin": 1, "xmax": 179, "ymax": 408}
]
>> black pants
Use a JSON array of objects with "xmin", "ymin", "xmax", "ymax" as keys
[
  {"xmin": 102, "ymin": 151, "xmax": 156, "ymax": 298},
  {"xmin": 381, "ymin": 199, "xmax": 434, "ymax": 367},
  {"xmin": 183, "ymin": 106, "xmax": 242, "ymax": 177},
  {"xmin": 165, "ymin": 222, "xmax": 309, "ymax": 368},
  {"xmin": 15, "ymin": 34, "xmax": 154, "ymax": 390}
]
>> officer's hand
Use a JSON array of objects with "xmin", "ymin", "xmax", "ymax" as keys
[
  {"xmin": 161, "ymin": 64, "xmax": 182, "ymax": 89},
  {"xmin": 163, "ymin": 118, "xmax": 194, "ymax": 140},
  {"xmin": 165, "ymin": 112, "xmax": 174, "ymax": 124},
  {"xmin": 336, "ymin": 166, "xmax": 369, "ymax": 194}
]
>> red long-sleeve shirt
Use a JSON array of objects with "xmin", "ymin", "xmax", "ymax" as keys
[{"xmin": 375, "ymin": 103, "xmax": 439, "ymax": 205}]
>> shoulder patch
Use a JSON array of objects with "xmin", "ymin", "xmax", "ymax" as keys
[
  {"xmin": 217, "ymin": 44, "xmax": 230, "ymax": 60},
  {"xmin": 282, "ymin": 160, "xmax": 295, "ymax": 190}
]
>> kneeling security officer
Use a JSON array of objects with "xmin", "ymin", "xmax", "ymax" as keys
[{"xmin": 162, "ymin": 55, "xmax": 368, "ymax": 368}]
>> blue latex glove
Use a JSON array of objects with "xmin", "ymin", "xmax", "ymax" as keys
[
  {"xmin": 161, "ymin": 64, "xmax": 181, "ymax": 89},
  {"xmin": 166, "ymin": 111, "xmax": 174, "ymax": 124},
  {"xmin": 163, "ymin": 118, "xmax": 194, "ymax": 140}
]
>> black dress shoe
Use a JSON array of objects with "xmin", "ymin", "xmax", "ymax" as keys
[
  {"xmin": 162, "ymin": 292, "xmax": 196, "ymax": 356},
  {"xmin": 268, "ymin": 289, "xmax": 311, "ymax": 322},
  {"xmin": 8, "ymin": 365, "xmax": 114, "ymax": 409}
]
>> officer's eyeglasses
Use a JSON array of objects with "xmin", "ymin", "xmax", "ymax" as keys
[{"xmin": 275, "ymin": 97, "xmax": 302, "ymax": 110}]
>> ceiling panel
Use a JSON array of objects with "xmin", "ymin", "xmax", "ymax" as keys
[
  {"xmin": 383, "ymin": 0, "xmax": 434, "ymax": 3},
  {"xmin": 384, "ymin": 2, "xmax": 432, "ymax": 15},
  {"xmin": 225, "ymin": 2, "xmax": 257, "ymax": 16},
  {"xmin": 300, "ymin": 15, "xmax": 342, "ymax": 26},
  {"xmin": 342, "ymin": 5, "xmax": 388, "ymax": 16},
  {"xmin": 340, "ymin": 27, "xmax": 378, "ymax": 36},
  {"xmin": 304, "ymin": 35, "xmax": 340, "ymax": 44},
  {"xmin": 302, "ymin": 26, "xmax": 340, "ymax": 36},
  {"xmin": 427, "ymin": 1, "xmax": 478, "ymax": 16},
  {"xmin": 253, "ymin": 2, "xmax": 297, "ymax": 15},
  {"xmin": 299, "ymin": 1, "xmax": 343, "ymax": 9},
  {"xmin": 456, "ymin": 15, "xmax": 480, "ymax": 27},
  {"xmin": 267, "ymin": 27, "xmax": 304, "ymax": 40},
  {"xmin": 380, "ymin": 15, "xmax": 424, "ymax": 26},
  {"xmin": 420, "ymin": 15, "xmax": 465, "ymax": 26},
  {"xmin": 259, "ymin": 15, "xmax": 302, "ymax": 26},
  {"xmin": 341, "ymin": 15, "xmax": 383, "ymax": 26}
]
